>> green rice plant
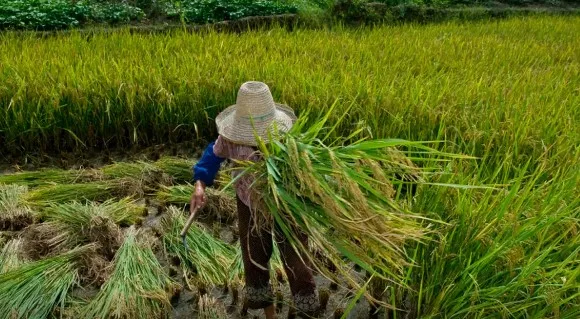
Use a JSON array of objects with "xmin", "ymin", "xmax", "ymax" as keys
[
  {"xmin": 154, "ymin": 156, "xmax": 194, "ymax": 184},
  {"xmin": 0, "ymin": 239, "xmax": 26, "ymax": 273},
  {"xmin": 234, "ymin": 105, "xmax": 472, "ymax": 301},
  {"xmin": 81, "ymin": 227, "xmax": 178, "ymax": 319},
  {"xmin": 0, "ymin": 168, "xmax": 93, "ymax": 187},
  {"xmin": 161, "ymin": 207, "xmax": 236, "ymax": 287},
  {"xmin": 0, "ymin": 184, "xmax": 33, "ymax": 230},
  {"xmin": 23, "ymin": 181, "xmax": 123, "ymax": 207},
  {"xmin": 0, "ymin": 244, "xmax": 94, "ymax": 319},
  {"xmin": 40, "ymin": 198, "xmax": 144, "ymax": 226}
]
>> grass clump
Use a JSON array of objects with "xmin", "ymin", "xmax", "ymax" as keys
[
  {"xmin": 0, "ymin": 184, "xmax": 34, "ymax": 230},
  {"xmin": 81, "ymin": 227, "xmax": 178, "ymax": 319},
  {"xmin": 0, "ymin": 244, "xmax": 93, "ymax": 319},
  {"xmin": 161, "ymin": 207, "xmax": 235, "ymax": 288}
]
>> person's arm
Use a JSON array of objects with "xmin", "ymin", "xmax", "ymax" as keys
[
  {"xmin": 190, "ymin": 141, "xmax": 226, "ymax": 214},
  {"xmin": 192, "ymin": 140, "xmax": 226, "ymax": 187}
]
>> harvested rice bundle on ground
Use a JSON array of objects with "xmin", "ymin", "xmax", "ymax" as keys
[
  {"xmin": 157, "ymin": 185, "xmax": 237, "ymax": 223},
  {"xmin": 0, "ymin": 169, "xmax": 92, "ymax": 188},
  {"xmin": 198, "ymin": 295, "xmax": 228, "ymax": 319},
  {"xmin": 0, "ymin": 239, "xmax": 27, "ymax": 273},
  {"xmin": 101, "ymin": 162, "xmax": 172, "ymax": 195},
  {"xmin": 154, "ymin": 157, "xmax": 194, "ymax": 184},
  {"xmin": 235, "ymin": 107, "xmax": 467, "ymax": 301},
  {"xmin": 23, "ymin": 199, "xmax": 143, "ymax": 265},
  {"xmin": 23, "ymin": 182, "xmax": 118, "ymax": 207},
  {"xmin": 0, "ymin": 244, "xmax": 93, "ymax": 319},
  {"xmin": 161, "ymin": 207, "xmax": 235, "ymax": 288},
  {"xmin": 0, "ymin": 184, "xmax": 34, "ymax": 230},
  {"xmin": 81, "ymin": 227, "xmax": 178, "ymax": 319}
]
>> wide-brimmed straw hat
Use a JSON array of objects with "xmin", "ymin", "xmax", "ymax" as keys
[{"xmin": 215, "ymin": 81, "xmax": 296, "ymax": 146}]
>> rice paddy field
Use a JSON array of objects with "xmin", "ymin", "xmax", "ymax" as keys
[{"xmin": 1, "ymin": 15, "xmax": 579, "ymax": 318}]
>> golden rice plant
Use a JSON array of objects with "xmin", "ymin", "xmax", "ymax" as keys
[
  {"xmin": 235, "ymin": 105, "xmax": 470, "ymax": 300},
  {"xmin": 81, "ymin": 227, "xmax": 178, "ymax": 319}
]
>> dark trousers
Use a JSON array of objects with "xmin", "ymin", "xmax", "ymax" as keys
[{"xmin": 237, "ymin": 197, "xmax": 319, "ymax": 315}]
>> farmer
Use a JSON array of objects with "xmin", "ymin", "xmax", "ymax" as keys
[{"xmin": 190, "ymin": 81, "xmax": 320, "ymax": 318}]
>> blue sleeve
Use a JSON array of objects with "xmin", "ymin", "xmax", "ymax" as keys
[{"xmin": 192, "ymin": 141, "xmax": 226, "ymax": 186}]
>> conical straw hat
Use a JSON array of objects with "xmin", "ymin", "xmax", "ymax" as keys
[{"xmin": 215, "ymin": 81, "xmax": 296, "ymax": 146}]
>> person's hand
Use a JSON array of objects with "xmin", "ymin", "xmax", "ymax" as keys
[{"xmin": 190, "ymin": 180, "xmax": 206, "ymax": 215}]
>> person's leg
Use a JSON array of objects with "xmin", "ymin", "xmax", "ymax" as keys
[
  {"xmin": 276, "ymin": 226, "xmax": 320, "ymax": 318},
  {"xmin": 237, "ymin": 197, "xmax": 275, "ymax": 316}
]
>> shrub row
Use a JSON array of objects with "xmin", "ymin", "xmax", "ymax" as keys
[{"xmin": 0, "ymin": 0, "xmax": 298, "ymax": 30}]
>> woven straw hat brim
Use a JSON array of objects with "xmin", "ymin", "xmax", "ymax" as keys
[{"xmin": 216, "ymin": 103, "xmax": 296, "ymax": 146}]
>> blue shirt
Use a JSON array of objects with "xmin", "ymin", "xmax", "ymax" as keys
[{"xmin": 192, "ymin": 140, "xmax": 225, "ymax": 186}]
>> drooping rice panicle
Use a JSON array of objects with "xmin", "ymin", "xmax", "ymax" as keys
[
  {"xmin": 0, "ymin": 239, "xmax": 27, "ymax": 273},
  {"xmin": 161, "ymin": 207, "xmax": 235, "ymax": 287},
  {"xmin": 154, "ymin": 157, "xmax": 195, "ymax": 184},
  {"xmin": 0, "ymin": 184, "xmax": 34, "ymax": 230},
  {"xmin": 157, "ymin": 185, "xmax": 236, "ymax": 222},
  {"xmin": 236, "ymin": 106, "xmax": 472, "ymax": 301},
  {"xmin": 81, "ymin": 227, "xmax": 178, "ymax": 319},
  {"xmin": 0, "ymin": 244, "xmax": 93, "ymax": 319}
]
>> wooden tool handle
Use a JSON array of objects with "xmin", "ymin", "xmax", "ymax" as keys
[{"xmin": 180, "ymin": 207, "xmax": 198, "ymax": 237}]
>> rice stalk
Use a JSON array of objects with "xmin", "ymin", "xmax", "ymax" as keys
[
  {"xmin": 0, "ymin": 184, "xmax": 34, "ymax": 230},
  {"xmin": 236, "ymin": 106, "xmax": 470, "ymax": 301},
  {"xmin": 0, "ymin": 239, "xmax": 26, "ymax": 273},
  {"xmin": 154, "ymin": 157, "xmax": 195, "ymax": 184},
  {"xmin": 0, "ymin": 244, "xmax": 94, "ymax": 319},
  {"xmin": 81, "ymin": 227, "xmax": 178, "ymax": 319},
  {"xmin": 161, "ymin": 207, "xmax": 235, "ymax": 287},
  {"xmin": 23, "ymin": 181, "xmax": 126, "ymax": 207},
  {"xmin": 198, "ymin": 295, "xmax": 228, "ymax": 319},
  {"xmin": 23, "ymin": 200, "xmax": 144, "ymax": 261},
  {"xmin": 157, "ymin": 185, "xmax": 236, "ymax": 222},
  {"xmin": 0, "ymin": 169, "xmax": 93, "ymax": 188}
]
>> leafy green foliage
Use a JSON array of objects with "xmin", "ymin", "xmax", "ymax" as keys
[
  {"xmin": 0, "ymin": 0, "xmax": 91, "ymax": 30},
  {"xmin": 164, "ymin": 0, "xmax": 298, "ymax": 24}
]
